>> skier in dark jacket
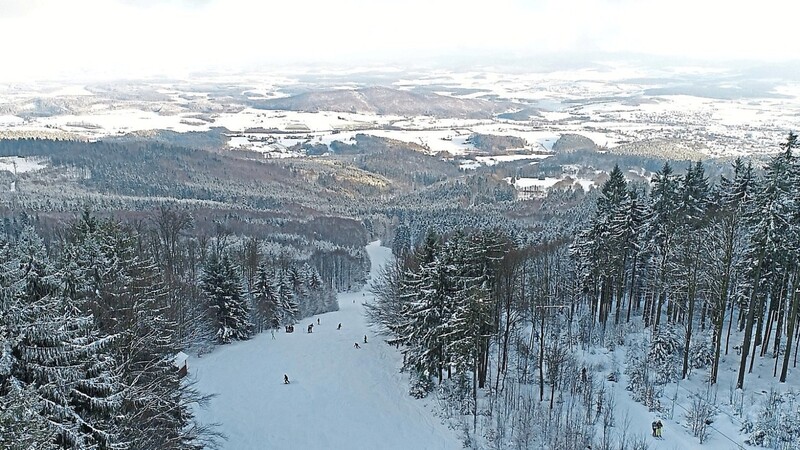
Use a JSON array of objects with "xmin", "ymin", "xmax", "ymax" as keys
[
  {"xmin": 284, "ymin": 374, "xmax": 290, "ymax": 384},
  {"xmin": 651, "ymin": 421, "xmax": 658, "ymax": 437}
]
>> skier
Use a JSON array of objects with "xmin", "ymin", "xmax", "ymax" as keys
[
  {"xmin": 656, "ymin": 420, "xmax": 663, "ymax": 438},
  {"xmin": 284, "ymin": 374, "xmax": 290, "ymax": 384},
  {"xmin": 337, "ymin": 323, "xmax": 342, "ymax": 330},
  {"xmin": 651, "ymin": 421, "xmax": 658, "ymax": 437},
  {"xmin": 354, "ymin": 342, "xmax": 361, "ymax": 349},
  {"xmin": 307, "ymin": 324, "xmax": 313, "ymax": 333},
  {"xmin": 364, "ymin": 335, "xmax": 368, "ymax": 344},
  {"xmin": 317, "ymin": 318, "xmax": 320, "ymax": 325},
  {"xmin": 581, "ymin": 367, "xmax": 587, "ymax": 383}
]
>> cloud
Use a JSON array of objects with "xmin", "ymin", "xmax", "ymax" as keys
[
  {"xmin": 117, "ymin": 0, "xmax": 214, "ymax": 8},
  {"xmin": 0, "ymin": 0, "xmax": 798, "ymax": 81}
]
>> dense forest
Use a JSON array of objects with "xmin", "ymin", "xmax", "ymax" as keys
[{"xmin": 367, "ymin": 133, "xmax": 800, "ymax": 449}]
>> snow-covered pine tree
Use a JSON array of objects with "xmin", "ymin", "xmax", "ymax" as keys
[
  {"xmin": 287, "ymin": 265, "xmax": 310, "ymax": 316},
  {"xmin": 649, "ymin": 325, "xmax": 682, "ymax": 384},
  {"xmin": 615, "ymin": 184, "xmax": 647, "ymax": 323},
  {"xmin": 397, "ymin": 229, "xmax": 455, "ymax": 386},
  {"xmin": 644, "ymin": 162, "xmax": 681, "ymax": 330},
  {"xmin": 0, "ymin": 381, "xmax": 56, "ymax": 450},
  {"xmin": 303, "ymin": 263, "xmax": 337, "ymax": 315},
  {"xmin": 202, "ymin": 252, "xmax": 253, "ymax": 344},
  {"xmin": 251, "ymin": 263, "xmax": 279, "ymax": 332},
  {"xmin": 392, "ymin": 223, "xmax": 412, "ymax": 259},
  {"xmin": 676, "ymin": 161, "xmax": 710, "ymax": 379},
  {"xmin": 276, "ymin": 270, "xmax": 299, "ymax": 326},
  {"xmin": 8, "ymin": 225, "xmax": 123, "ymax": 448},
  {"xmin": 737, "ymin": 134, "xmax": 797, "ymax": 389},
  {"xmin": 706, "ymin": 157, "xmax": 753, "ymax": 384}
]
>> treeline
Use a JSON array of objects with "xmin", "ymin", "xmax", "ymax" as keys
[
  {"xmin": 0, "ymin": 207, "xmax": 366, "ymax": 448},
  {"xmin": 574, "ymin": 132, "xmax": 800, "ymax": 389}
]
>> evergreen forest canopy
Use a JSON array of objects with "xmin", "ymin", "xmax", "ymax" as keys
[{"xmin": 0, "ymin": 130, "xmax": 798, "ymax": 448}]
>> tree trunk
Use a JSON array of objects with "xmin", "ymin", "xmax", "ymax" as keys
[
  {"xmin": 738, "ymin": 249, "xmax": 764, "ymax": 389},
  {"xmin": 780, "ymin": 270, "xmax": 799, "ymax": 382},
  {"xmin": 726, "ymin": 292, "xmax": 735, "ymax": 355},
  {"xmin": 539, "ymin": 310, "xmax": 545, "ymax": 402}
]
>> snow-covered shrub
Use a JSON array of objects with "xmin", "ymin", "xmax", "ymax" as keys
[
  {"xmin": 649, "ymin": 327, "xmax": 682, "ymax": 384},
  {"xmin": 604, "ymin": 322, "xmax": 627, "ymax": 350},
  {"xmin": 607, "ymin": 353, "xmax": 620, "ymax": 383},
  {"xmin": 625, "ymin": 337, "xmax": 661, "ymax": 411},
  {"xmin": 409, "ymin": 374, "xmax": 434, "ymax": 399},
  {"xmin": 437, "ymin": 373, "xmax": 472, "ymax": 414},
  {"xmin": 743, "ymin": 389, "xmax": 800, "ymax": 449},
  {"xmin": 625, "ymin": 338, "xmax": 648, "ymax": 393},
  {"xmin": 689, "ymin": 334, "xmax": 714, "ymax": 370},
  {"xmin": 686, "ymin": 395, "xmax": 715, "ymax": 444}
]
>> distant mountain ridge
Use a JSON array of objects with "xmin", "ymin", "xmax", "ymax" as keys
[{"xmin": 250, "ymin": 86, "xmax": 510, "ymax": 118}]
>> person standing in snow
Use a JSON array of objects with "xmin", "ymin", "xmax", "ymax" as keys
[
  {"xmin": 656, "ymin": 420, "xmax": 663, "ymax": 438},
  {"xmin": 354, "ymin": 342, "xmax": 360, "ymax": 349},
  {"xmin": 284, "ymin": 374, "xmax": 290, "ymax": 384},
  {"xmin": 317, "ymin": 318, "xmax": 320, "ymax": 325},
  {"xmin": 364, "ymin": 335, "xmax": 368, "ymax": 344},
  {"xmin": 651, "ymin": 421, "xmax": 658, "ymax": 437},
  {"xmin": 337, "ymin": 323, "xmax": 342, "ymax": 330}
]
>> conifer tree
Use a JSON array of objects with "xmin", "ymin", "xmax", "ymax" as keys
[
  {"xmin": 738, "ymin": 134, "xmax": 796, "ymax": 389},
  {"xmin": 252, "ymin": 263, "xmax": 279, "ymax": 332},
  {"xmin": 677, "ymin": 161, "xmax": 709, "ymax": 378},
  {"xmin": 276, "ymin": 271, "xmax": 299, "ymax": 326},
  {"xmin": 645, "ymin": 162, "xmax": 681, "ymax": 329},
  {"xmin": 8, "ymin": 226, "xmax": 122, "ymax": 448},
  {"xmin": 202, "ymin": 252, "xmax": 253, "ymax": 344},
  {"xmin": 707, "ymin": 158, "xmax": 753, "ymax": 384}
]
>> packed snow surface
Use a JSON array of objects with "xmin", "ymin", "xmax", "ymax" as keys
[
  {"xmin": 191, "ymin": 242, "xmax": 461, "ymax": 450},
  {"xmin": 0, "ymin": 156, "xmax": 47, "ymax": 173}
]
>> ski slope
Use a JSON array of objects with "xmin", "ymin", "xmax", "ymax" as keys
[{"xmin": 190, "ymin": 241, "xmax": 462, "ymax": 450}]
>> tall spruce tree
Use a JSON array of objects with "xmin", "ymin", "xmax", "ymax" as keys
[
  {"xmin": 645, "ymin": 162, "xmax": 681, "ymax": 329},
  {"xmin": 707, "ymin": 158, "xmax": 753, "ymax": 384},
  {"xmin": 202, "ymin": 252, "xmax": 253, "ymax": 344},
  {"xmin": 677, "ymin": 161, "xmax": 710, "ymax": 379},
  {"xmin": 251, "ymin": 263, "xmax": 279, "ymax": 332}
]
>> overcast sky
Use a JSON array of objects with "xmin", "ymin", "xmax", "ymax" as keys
[{"xmin": 1, "ymin": 0, "xmax": 798, "ymax": 81}]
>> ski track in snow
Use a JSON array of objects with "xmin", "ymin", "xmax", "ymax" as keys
[{"xmin": 191, "ymin": 241, "xmax": 462, "ymax": 450}]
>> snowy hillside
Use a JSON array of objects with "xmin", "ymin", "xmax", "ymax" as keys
[
  {"xmin": 189, "ymin": 240, "xmax": 794, "ymax": 450},
  {"xmin": 190, "ymin": 242, "xmax": 462, "ymax": 450}
]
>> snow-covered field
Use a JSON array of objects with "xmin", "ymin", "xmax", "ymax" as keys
[
  {"xmin": 190, "ymin": 242, "xmax": 462, "ymax": 450},
  {"xmin": 1, "ymin": 66, "xmax": 797, "ymax": 159},
  {"xmin": 0, "ymin": 156, "xmax": 47, "ymax": 173}
]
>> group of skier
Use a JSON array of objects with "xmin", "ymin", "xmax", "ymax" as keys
[
  {"xmin": 283, "ymin": 317, "xmax": 371, "ymax": 384},
  {"xmin": 651, "ymin": 420, "xmax": 664, "ymax": 438}
]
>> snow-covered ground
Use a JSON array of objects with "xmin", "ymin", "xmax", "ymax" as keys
[
  {"xmin": 1, "ymin": 66, "xmax": 797, "ymax": 158},
  {"xmin": 190, "ymin": 242, "xmax": 462, "ymax": 450},
  {"xmin": 189, "ymin": 241, "xmax": 788, "ymax": 449},
  {"xmin": 581, "ymin": 345, "xmax": 748, "ymax": 450},
  {"xmin": 0, "ymin": 156, "xmax": 48, "ymax": 173}
]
